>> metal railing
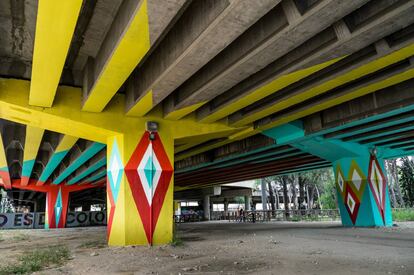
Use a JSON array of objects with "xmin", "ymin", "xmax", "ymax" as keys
[{"xmin": 212, "ymin": 209, "xmax": 341, "ymax": 222}]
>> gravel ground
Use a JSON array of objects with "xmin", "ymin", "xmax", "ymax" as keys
[{"xmin": 0, "ymin": 221, "xmax": 413, "ymax": 274}]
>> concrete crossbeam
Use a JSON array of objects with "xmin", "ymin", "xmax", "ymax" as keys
[
  {"xmin": 125, "ymin": 0, "xmax": 278, "ymax": 117},
  {"xmin": 163, "ymin": 0, "xmax": 368, "ymax": 118}
]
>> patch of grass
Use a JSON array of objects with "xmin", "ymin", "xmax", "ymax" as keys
[
  {"xmin": 392, "ymin": 208, "xmax": 414, "ymax": 222},
  {"xmin": 0, "ymin": 246, "xmax": 70, "ymax": 275},
  {"xmin": 78, "ymin": 240, "xmax": 106, "ymax": 249},
  {"xmin": 12, "ymin": 234, "xmax": 29, "ymax": 241}
]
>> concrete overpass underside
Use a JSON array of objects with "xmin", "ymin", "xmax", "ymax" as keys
[{"xmin": 0, "ymin": 0, "xmax": 414, "ymax": 245}]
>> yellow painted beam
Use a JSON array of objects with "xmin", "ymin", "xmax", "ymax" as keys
[
  {"xmin": 258, "ymin": 67, "xmax": 414, "ymax": 132},
  {"xmin": 21, "ymin": 126, "xmax": 44, "ymax": 185},
  {"xmin": 230, "ymin": 44, "xmax": 414, "ymax": 127},
  {"xmin": 164, "ymin": 101, "xmax": 206, "ymax": 121},
  {"xmin": 198, "ymin": 58, "xmax": 341, "ymax": 124},
  {"xmin": 82, "ymin": 0, "xmax": 150, "ymax": 112},
  {"xmin": 0, "ymin": 79, "xmax": 238, "ymax": 143},
  {"xmin": 29, "ymin": 0, "xmax": 82, "ymax": 107}
]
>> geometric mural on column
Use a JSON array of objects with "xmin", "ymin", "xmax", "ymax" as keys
[
  {"xmin": 106, "ymin": 139, "xmax": 124, "ymax": 239},
  {"xmin": 344, "ymin": 161, "xmax": 366, "ymax": 224},
  {"xmin": 368, "ymin": 154, "xmax": 387, "ymax": 224},
  {"xmin": 125, "ymin": 131, "xmax": 173, "ymax": 245}
]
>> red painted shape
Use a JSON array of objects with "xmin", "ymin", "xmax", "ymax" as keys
[
  {"xmin": 11, "ymin": 179, "xmax": 105, "ymax": 228},
  {"xmin": 106, "ymin": 175, "xmax": 116, "ymax": 240},
  {"xmin": 368, "ymin": 154, "xmax": 387, "ymax": 223},
  {"xmin": 20, "ymin": 176, "xmax": 30, "ymax": 186},
  {"xmin": 0, "ymin": 170, "xmax": 11, "ymax": 189},
  {"xmin": 344, "ymin": 184, "xmax": 360, "ymax": 225},
  {"xmin": 124, "ymin": 132, "xmax": 173, "ymax": 244}
]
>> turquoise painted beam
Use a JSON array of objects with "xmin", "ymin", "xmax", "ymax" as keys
[
  {"xmin": 175, "ymin": 144, "xmax": 282, "ymax": 174},
  {"xmin": 347, "ymin": 124, "xmax": 414, "ymax": 143},
  {"xmin": 307, "ymin": 105, "xmax": 414, "ymax": 139},
  {"xmin": 37, "ymin": 135, "xmax": 78, "ymax": 185},
  {"xmin": 212, "ymin": 148, "xmax": 303, "ymax": 169},
  {"xmin": 67, "ymin": 157, "xmax": 106, "ymax": 185},
  {"xmin": 327, "ymin": 114, "xmax": 414, "ymax": 139},
  {"xmin": 80, "ymin": 170, "xmax": 106, "ymax": 184},
  {"xmin": 53, "ymin": 142, "xmax": 105, "ymax": 184}
]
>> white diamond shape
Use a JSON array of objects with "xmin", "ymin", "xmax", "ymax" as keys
[
  {"xmin": 370, "ymin": 162, "xmax": 383, "ymax": 205},
  {"xmin": 138, "ymin": 144, "xmax": 154, "ymax": 205},
  {"xmin": 352, "ymin": 169, "xmax": 362, "ymax": 190},
  {"xmin": 347, "ymin": 194, "xmax": 356, "ymax": 213},
  {"xmin": 110, "ymin": 154, "xmax": 121, "ymax": 189}
]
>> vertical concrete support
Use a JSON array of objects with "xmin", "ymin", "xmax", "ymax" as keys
[
  {"xmin": 45, "ymin": 187, "xmax": 69, "ymax": 229},
  {"xmin": 203, "ymin": 195, "xmax": 210, "ymax": 221},
  {"xmin": 244, "ymin": 196, "xmax": 252, "ymax": 211},
  {"xmin": 261, "ymin": 179, "xmax": 268, "ymax": 211},
  {"xmin": 333, "ymin": 152, "xmax": 392, "ymax": 227},
  {"xmin": 224, "ymin": 198, "xmax": 229, "ymax": 216},
  {"xmin": 107, "ymin": 130, "xmax": 174, "ymax": 246}
]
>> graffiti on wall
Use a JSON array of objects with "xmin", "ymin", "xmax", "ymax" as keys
[{"xmin": 0, "ymin": 211, "xmax": 106, "ymax": 229}]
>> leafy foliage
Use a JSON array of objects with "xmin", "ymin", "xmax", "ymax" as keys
[{"xmin": 398, "ymin": 157, "xmax": 414, "ymax": 207}]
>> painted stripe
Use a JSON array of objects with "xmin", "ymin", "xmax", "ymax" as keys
[
  {"xmin": 82, "ymin": 0, "xmax": 150, "ymax": 112},
  {"xmin": 21, "ymin": 126, "xmax": 44, "ymax": 185},
  {"xmin": 29, "ymin": 0, "xmax": 82, "ymax": 107},
  {"xmin": 53, "ymin": 142, "xmax": 105, "ymax": 184},
  {"xmin": 37, "ymin": 135, "xmax": 78, "ymax": 184},
  {"xmin": 232, "ymin": 44, "xmax": 414, "ymax": 127},
  {"xmin": 67, "ymin": 157, "xmax": 106, "ymax": 185},
  {"xmin": 81, "ymin": 170, "xmax": 106, "ymax": 184}
]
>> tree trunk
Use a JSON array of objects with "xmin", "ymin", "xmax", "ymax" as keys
[
  {"xmin": 298, "ymin": 175, "xmax": 305, "ymax": 210},
  {"xmin": 386, "ymin": 160, "xmax": 398, "ymax": 208},
  {"xmin": 267, "ymin": 180, "xmax": 276, "ymax": 211},
  {"xmin": 291, "ymin": 175, "xmax": 298, "ymax": 210},
  {"xmin": 315, "ymin": 185, "xmax": 321, "ymax": 209},
  {"xmin": 392, "ymin": 159, "xmax": 405, "ymax": 207},
  {"xmin": 282, "ymin": 177, "xmax": 289, "ymax": 219}
]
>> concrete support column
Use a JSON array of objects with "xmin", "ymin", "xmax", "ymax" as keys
[
  {"xmin": 108, "ymin": 130, "xmax": 174, "ymax": 246},
  {"xmin": 203, "ymin": 195, "xmax": 210, "ymax": 221},
  {"xmin": 45, "ymin": 186, "xmax": 69, "ymax": 229},
  {"xmin": 261, "ymin": 179, "xmax": 268, "ymax": 211},
  {"xmin": 244, "ymin": 196, "xmax": 251, "ymax": 211},
  {"xmin": 333, "ymin": 152, "xmax": 392, "ymax": 226},
  {"xmin": 224, "ymin": 198, "xmax": 229, "ymax": 216}
]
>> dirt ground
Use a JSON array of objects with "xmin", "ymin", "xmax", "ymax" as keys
[{"xmin": 0, "ymin": 221, "xmax": 413, "ymax": 275}]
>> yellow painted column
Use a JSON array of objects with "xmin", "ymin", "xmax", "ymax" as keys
[{"xmin": 107, "ymin": 127, "xmax": 174, "ymax": 246}]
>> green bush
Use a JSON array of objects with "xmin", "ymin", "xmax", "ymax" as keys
[{"xmin": 392, "ymin": 208, "xmax": 414, "ymax": 222}]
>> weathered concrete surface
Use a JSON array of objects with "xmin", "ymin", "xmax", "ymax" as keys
[
  {"xmin": 164, "ymin": 0, "xmax": 368, "ymax": 115},
  {"xmin": 0, "ymin": 0, "xmax": 36, "ymax": 79},
  {"xmin": 1, "ymin": 222, "xmax": 413, "ymax": 274},
  {"xmin": 126, "ymin": 0, "xmax": 278, "ymax": 115}
]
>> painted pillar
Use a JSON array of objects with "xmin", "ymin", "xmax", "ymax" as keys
[
  {"xmin": 245, "ymin": 196, "xmax": 252, "ymax": 211},
  {"xmin": 107, "ymin": 130, "xmax": 174, "ymax": 246},
  {"xmin": 203, "ymin": 194, "xmax": 210, "ymax": 220},
  {"xmin": 45, "ymin": 186, "xmax": 69, "ymax": 229},
  {"xmin": 333, "ymin": 152, "xmax": 392, "ymax": 227}
]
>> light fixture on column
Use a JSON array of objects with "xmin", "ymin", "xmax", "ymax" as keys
[{"xmin": 146, "ymin": 121, "xmax": 158, "ymax": 140}]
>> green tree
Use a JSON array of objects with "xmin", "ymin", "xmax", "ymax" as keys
[{"xmin": 399, "ymin": 157, "xmax": 414, "ymax": 207}]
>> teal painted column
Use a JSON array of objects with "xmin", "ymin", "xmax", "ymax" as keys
[{"xmin": 333, "ymin": 151, "xmax": 392, "ymax": 227}]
